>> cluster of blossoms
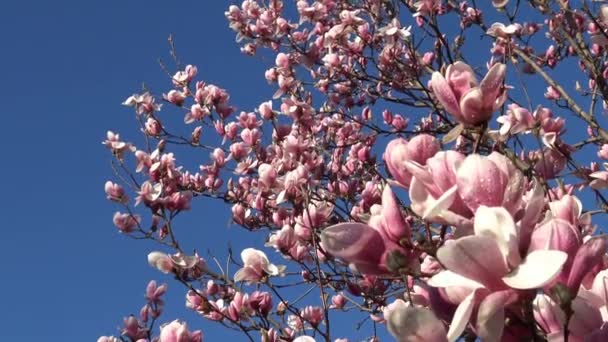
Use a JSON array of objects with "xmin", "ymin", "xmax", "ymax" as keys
[
  {"xmin": 100, "ymin": 1, "xmax": 608, "ymax": 341},
  {"xmin": 98, "ymin": 281, "xmax": 202, "ymax": 342}
]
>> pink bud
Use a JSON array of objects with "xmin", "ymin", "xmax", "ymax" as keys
[
  {"xmin": 165, "ymin": 90, "xmax": 186, "ymax": 106},
  {"xmin": 331, "ymin": 293, "xmax": 346, "ymax": 309},
  {"xmin": 567, "ymin": 236, "xmax": 608, "ymax": 292}
]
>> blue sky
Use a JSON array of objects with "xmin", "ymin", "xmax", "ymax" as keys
[
  {"xmin": 0, "ymin": 1, "xmax": 274, "ymax": 340},
  {"xmin": 1, "ymin": 1, "xmax": 379, "ymax": 341},
  {"xmin": 2, "ymin": 1, "xmax": 608, "ymax": 341}
]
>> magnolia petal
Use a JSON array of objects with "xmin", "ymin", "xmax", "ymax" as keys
[
  {"xmin": 480, "ymin": 63, "xmax": 506, "ymax": 107},
  {"xmin": 320, "ymin": 223, "xmax": 384, "ymax": 263},
  {"xmin": 423, "ymin": 185, "xmax": 458, "ymax": 219},
  {"xmin": 427, "ymin": 270, "xmax": 484, "ymax": 289},
  {"xmin": 447, "ymin": 291, "xmax": 476, "ymax": 342},
  {"xmin": 474, "ymin": 206, "xmax": 520, "ymax": 267},
  {"xmin": 409, "ymin": 176, "xmax": 433, "ymax": 218},
  {"xmin": 404, "ymin": 160, "xmax": 434, "ymax": 185},
  {"xmin": 567, "ymin": 236, "xmax": 608, "ymax": 291},
  {"xmin": 456, "ymin": 154, "xmax": 508, "ymax": 213},
  {"xmin": 459, "ymin": 87, "xmax": 491, "ymax": 126},
  {"xmin": 568, "ymin": 297, "xmax": 604, "ymax": 337},
  {"xmin": 502, "ymin": 250, "xmax": 567, "ymax": 289},
  {"xmin": 431, "ymin": 71, "xmax": 463, "ymax": 119},
  {"xmin": 446, "ymin": 62, "xmax": 478, "ymax": 88},
  {"xmin": 519, "ymin": 180, "xmax": 545, "ymax": 251},
  {"xmin": 437, "ymin": 236, "xmax": 508, "ymax": 289},
  {"xmin": 385, "ymin": 299, "xmax": 448, "ymax": 342},
  {"xmin": 487, "ymin": 151, "xmax": 524, "ymax": 213},
  {"xmin": 476, "ymin": 291, "xmax": 513, "ymax": 342},
  {"xmin": 381, "ymin": 185, "xmax": 411, "ymax": 241},
  {"xmin": 241, "ymin": 248, "xmax": 269, "ymax": 268}
]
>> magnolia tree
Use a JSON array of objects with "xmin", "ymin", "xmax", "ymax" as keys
[{"xmin": 99, "ymin": 0, "xmax": 608, "ymax": 341}]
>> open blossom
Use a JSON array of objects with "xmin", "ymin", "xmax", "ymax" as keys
[
  {"xmin": 122, "ymin": 92, "xmax": 162, "ymax": 114},
  {"xmin": 113, "ymin": 212, "xmax": 140, "ymax": 233},
  {"xmin": 105, "ymin": 181, "xmax": 127, "ymax": 203},
  {"xmin": 234, "ymin": 248, "xmax": 285, "ymax": 283},
  {"xmin": 103, "ymin": 131, "xmax": 136, "ymax": 159},
  {"xmin": 496, "ymin": 104, "xmax": 535, "ymax": 136},
  {"xmin": 427, "ymin": 206, "xmax": 568, "ymax": 341},
  {"xmin": 486, "ymin": 23, "xmax": 522, "ymax": 38},
  {"xmin": 406, "ymin": 152, "xmax": 525, "ymax": 232},
  {"xmin": 430, "ymin": 61, "xmax": 507, "ymax": 126},
  {"xmin": 148, "ymin": 251, "xmax": 203, "ymax": 275},
  {"xmin": 172, "ymin": 64, "xmax": 198, "ymax": 86},
  {"xmin": 159, "ymin": 320, "xmax": 202, "ymax": 342}
]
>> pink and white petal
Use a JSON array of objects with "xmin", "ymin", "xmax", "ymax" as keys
[
  {"xmin": 234, "ymin": 267, "xmax": 258, "ymax": 282},
  {"xmin": 404, "ymin": 160, "xmax": 435, "ymax": 186},
  {"xmin": 385, "ymin": 299, "xmax": 448, "ymax": 342},
  {"xmin": 437, "ymin": 236, "xmax": 508, "ymax": 289},
  {"xmin": 431, "ymin": 72, "xmax": 463, "ymax": 119},
  {"xmin": 446, "ymin": 62, "xmax": 478, "ymax": 88},
  {"xmin": 502, "ymin": 250, "xmax": 567, "ymax": 289},
  {"xmin": 381, "ymin": 185, "xmax": 411, "ymax": 241},
  {"xmin": 241, "ymin": 248, "xmax": 269, "ymax": 267},
  {"xmin": 568, "ymin": 297, "xmax": 604, "ymax": 337},
  {"xmin": 474, "ymin": 206, "xmax": 521, "ymax": 267},
  {"xmin": 480, "ymin": 63, "xmax": 506, "ymax": 106},
  {"xmin": 427, "ymin": 270, "xmax": 484, "ymax": 289},
  {"xmin": 519, "ymin": 180, "xmax": 545, "ymax": 251},
  {"xmin": 409, "ymin": 176, "xmax": 434, "ymax": 218},
  {"xmin": 476, "ymin": 291, "xmax": 515, "ymax": 342},
  {"xmin": 422, "ymin": 185, "xmax": 458, "ymax": 219},
  {"xmin": 320, "ymin": 223, "xmax": 384, "ymax": 264},
  {"xmin": 459, "ymin": 88, "xmax": 488, "ymax": 126},
  {"xmin": 487, "ymin": 152, "xmax": 525, "ymax": 213},
  {"xmin": 447, "ymin": 291, "xmax": 476, "ymax": 342}
]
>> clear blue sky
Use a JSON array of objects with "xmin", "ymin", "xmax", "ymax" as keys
[
  {"xmin": 0, "ymin": 1, "xmax": 278, "ymax": 340},
  {"xmin": 2, "ymin": 1, "xmax": 607, "ymax": 341}
]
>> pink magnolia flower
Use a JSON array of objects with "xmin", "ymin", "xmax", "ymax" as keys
[
  {"xmin": 321, "ymin": 186, "xmax": 415, "ymax": 275},
  {"xmin": 105, "ymin": 181, "xmax": 127, "ymax": 203},
  {"xmin": 383, "ymin": 134, "xmax": 440, "ymax": 188},
  {"xmin": 113, "ymin": 212, "xmax": 140, "ymax": 233},
  {"xmin": 527, "ymin": 218, "xmax": 582, "ymax": 286},
  {"xmin": 172, "ymin": 65, "xmax": 198, "ymax": 86},
  {"xmin": 455, "ymin": 153, "xmax": 524, "ymax": 215},
  {"xmin": 301, "ymin": 306, "xmax": 324, "ymax": 327},
  {"xmin": 159, "ymin": 320, "xmax": 202, "ymax": 342},
  {"xmin": 330, "ymin": 293, "xmax": 346, "ymax": 310},
  {"xmin": 103, "ymin": 131, "xmax": 136, "ymax": 160},
  {"xmin": 495, "ymin": 104, "xmax": 535, "ymax": 136},
  {"xmin": 148, "ymin": 251, "xmax": 174, "ymax": 274},
  {"xmin": 486, "ymin": 23, "xmax": 522, "ymax": 38},
  {"xmin": 147, "ymin": 252, "xmax": 202, "ymax": 275},
  {"xmin": 234, "ymin": 248, "xmax": 285, "ymax": 283},
  {"xmin": 405, "ymin": 151, "xmax": 473, "ymax": 228},
  {"xmin": 384, "ymin": 299, "xmax": 448, "ymax": 342},
  {"xmin": 122, "ymin": 92, "xmax": 162, "ymax": 115},
  {"xmin": 430, "ymin": 61, "xmax": 507, "ymax": 126},
  {"xmin": 427, "ymin": 206, "xmax": 568, "ymax": 341},
  {"xmin": 249, "ymin": 291, "xmax": 273, "ymax": 316}
]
